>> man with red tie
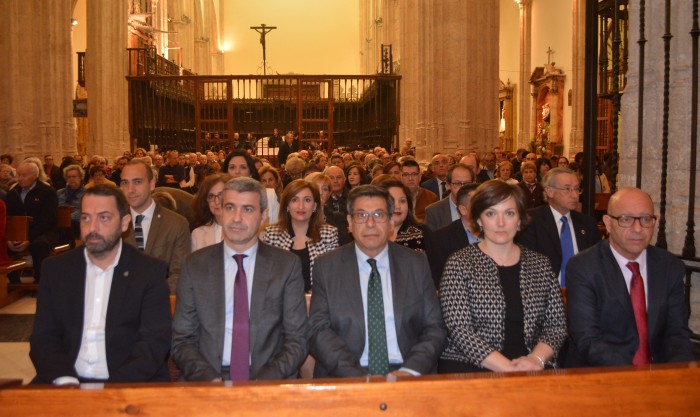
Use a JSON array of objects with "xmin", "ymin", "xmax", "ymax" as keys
[
  {"xmin": 172, "ymin": 177, "xmax": 307, "ymax": 381},
  {"xmin": 565, "ymin": 188, "xmax": 693, "ymax": 367}
]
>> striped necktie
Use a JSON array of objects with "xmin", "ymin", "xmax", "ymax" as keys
[{"xmin": 134, "ymin": 214, "xmax": 145, "ymax": 251}]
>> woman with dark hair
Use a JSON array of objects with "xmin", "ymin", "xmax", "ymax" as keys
[
  {"xmin": 222, "ymin": 149, "xmax": 279, "ymax": 223},
  {"xmin": 557, "ymin": 156, "xmax": 570, "ymax": 168},
  {"xmin": 190, "ymin": 174, "xmax": 229, "ymax": 251},
  {"xmin": 372, "ymin": 177, "xmax": 425, "ymax": 252},
  {"xmin": 259, "ymin": 165, "xmax": 283, "ymax": 199},
  {"xmin": 344, "ymin": 164, "xmax": 367, "ymax": 190},
  {"xmin": 85, "ymin": 165, "xmax": 116, "ymax": 188},
  {"xmin": 382, "ymin": 161, "xmax": 402, "ymax": 180},
  {"xmin": 439, "ymin": 180, "xmax": 566, "ymax": 373},
  {"xmin": 261, "ymin": 179, "xmax": 338, "ymax": 292},
  {"xmin": 535, "ymin": 157, "xmax": 552, "ymax": 182}
]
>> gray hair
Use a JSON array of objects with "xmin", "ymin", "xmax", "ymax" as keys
[
  {"xmin": 223, "ymin": 177, "xmax": 268, "ymax": 212},
  {"xmin": 63, "ymin": 164, "xmax": 85, "ymax": 181},
  {"xmin": 541, "ymin": 167, "xmax": 576, "ymax": 188}
]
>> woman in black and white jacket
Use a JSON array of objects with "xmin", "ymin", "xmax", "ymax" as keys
[
  {"xmin": 439, "ymin": 180, "xmax": 566, "ymax": 373},
  {"xmin": 262, "ymin": 179, "xmax": 338, "ymax": 292}
]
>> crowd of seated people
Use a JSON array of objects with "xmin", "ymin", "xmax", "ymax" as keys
[{"xmin": 0, "ymin": 137, "xmax": 694, "ymax": 385}]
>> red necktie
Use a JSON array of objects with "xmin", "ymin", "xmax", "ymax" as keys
[
  {"xmin": 626, "ymin": 261, "xmax": 651, "ymax": 365},
  {"xmin": 230, "ymin": 254, "xmax": 250, "ymax": 380}
]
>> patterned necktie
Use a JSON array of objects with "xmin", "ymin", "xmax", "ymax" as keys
[
  {"xmin": 134, "ymin": 214, "xmax": 145, "ymax": 251},
  {"xmin": 559, "ymin": 216, "xmax": 574, "ymax": 287},
  {"xmin": 626, "ymin": 261, "xmax": 651, "ymax": 365},
  {"xmin": 230, "ymin": 254, "xmax": 250, "ymax": 380},
  {"xmin": 366, "ymin": 258, "xmax": 390, "ymax": 376}
]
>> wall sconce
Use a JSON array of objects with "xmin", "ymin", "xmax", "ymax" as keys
[{"xmin": 71, "ymin": 18, "xmax": 78, "ymax": 26}]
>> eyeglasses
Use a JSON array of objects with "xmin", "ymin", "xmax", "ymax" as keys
[
  {"xmin": 450, "ymin": 181, "xmax": 472, "ymax": 188},
  {"xmin": 401, "ymin": 172, "xmax": 420, "ymax": 178},
  {"xmin": 608, "ymin": 214, "xmax": 657, "ymax": 228},
  {"xmin": 351, "ymin": 210, "xmax": 389, "ymax": 223},
  {"xmin": 549, "ymin": 186, "xmax": 583, "ymax": 195},
  {"xmin": 206, "ymin": 192, "xmax": 222, "ymax": 202}
]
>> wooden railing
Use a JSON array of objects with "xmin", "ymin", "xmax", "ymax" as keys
[
  {"xmin": 126, "ymin": 48, "xmax": 401, "ymax": 160},
  {"xmin": 1, "ymin": 363, "xmax": 698, "ymax": 416}
]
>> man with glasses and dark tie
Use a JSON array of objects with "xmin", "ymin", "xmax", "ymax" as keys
[
  {"xmin": 518, "ymin": 167, "xmax": 601, "ymax": 288},
  {"xmin": 564, "ymin": 188, "xmax": 693, "ymax": 367},
  {"xmin": 308, "ymin": 185, "xmax": 446, "ymax": 378}
]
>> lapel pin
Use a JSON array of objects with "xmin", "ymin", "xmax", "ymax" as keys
[
  {"xmin": 124, "ymin": 271, "xmax": 129, "ymax": 277},
  {"xmin": 581, "ymin": 230, "xmax": 586, "ymax": 235}
]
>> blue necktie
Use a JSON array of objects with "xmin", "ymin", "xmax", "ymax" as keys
[{"xmin": 559, "ymin": 216, "xmax": 574, "ymax": 287}]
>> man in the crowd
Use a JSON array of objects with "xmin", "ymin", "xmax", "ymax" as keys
[
  {"xmin": 6, "ymin": 161, "xmax": 59, "ymax": 283},
  {"xmin": 120, "ymin": 159, "xmax": 190, "ymax": 293},
  {"xmin": 278, "ymin": 131, "xmax": 298, "ymax": 168},
  {"xmin": 324, "ymin": 165, "xmax": 352, "ymax": 244},
  {"xmin": 421, "ymin": 153, "xmax": 450, "ymax": 199},
  {"xmin": 172, "ymin": 177, "xmax": 307, "ymax": 381},
  {"xmin": 565, "ymin": 187, "xmax": 693, "ymax": 367},
  {"xmin": 425, "ymin": 183, "xmax": 480, "ymax": 286},
  {"xmin": 109, "ymin": 156, "xmax": 129, "ymax": 186},
  {"xmin": 476, "ymin": 151, "xmax": 497, "ymax": 182},
  {"xmin": 517, "ymin": 167, "xmax": 600, "ymax": 287},
  {"xmin": 308, "ymin": 185, "xmax": 446, "ymax": 377},
  {"xmin": 493, "ymin": 147, "xmax": 504, "ymax": 164},
  {"xmin": 511, "ymin": 148, "xmax": 528, "ymax": 174},
  {"xmin": 153, "ymin": 153, "xmax": 165, "ymax": 170},
  {"xmin": 43, "ymin": 155, "xmax": 62, "ymax": 189},
  {"xmin": 424, "ymin": 164, "xmax": 475, "ymax": 231},
  {"xmin": 157, "ymin": 150, "xmax": 185, "ymax": 188},
  {"xmin": 268, "ymin": 128, "xmax": 282, "ymax": 148},
  {"xmin": 459, "ymin": 154, "xmax": 481, "ymax": 181},
  {"xmin": 29, "ymin": 184, "xmax": 171, "ymax": 384},
  {"xmin": 400, "ymin": 159, "xmax": 437, "ymax": 223}
]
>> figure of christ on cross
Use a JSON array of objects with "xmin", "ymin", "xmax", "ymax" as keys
[{"xmin": 250, "ymin": 23, "xmax": 277, "ymax": 75}]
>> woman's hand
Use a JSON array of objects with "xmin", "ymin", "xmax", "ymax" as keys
[{"xmin": 511, "ymin": 355, "xmax": 545, "ymax": 371}]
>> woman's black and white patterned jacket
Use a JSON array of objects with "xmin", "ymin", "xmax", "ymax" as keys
[
  {"xmin": 439, "ymin": 244, "xmax": 567, "ymax": 367},
  {"xmin": 261, "ymin": 224, "xmax": 339, "ymax": 288}
]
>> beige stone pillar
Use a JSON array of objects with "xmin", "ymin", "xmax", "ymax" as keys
[
  {"xmin": 86, "ymin": 0, "xmax": 129, "ymax": 159},
  {"xmin": 193, "ymin": 0, "xmax": 212, "ymax": 74},
  {"xmin": 168, "ymin": 0, "xmax": 195, "ymax": 71},
  {"xmin": 396, "ymin": 0, "xmax": 499, "ymax": 160},
  {"xmin": 568, "ymin": 0, "xmax": 586, "ymax": 157},
  {"xmin": 0, "ymin": 0, "xmax": 76, "ymax": 161},
  {"xmin": 516, "ymin": 0, "xmax": 532, "ymax": 149}
]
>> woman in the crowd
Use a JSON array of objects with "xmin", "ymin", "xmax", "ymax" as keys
[
  {"xmin": 312, "ymin": 151, "xmax": 328, "ymax": 170},
  {"xmin": 0, "ymin": 163, "xmax": 17, "ymax": 193},
  {"xmin": 282, "ymin": 156, "xmax": 306, "ymax": 187},
  {"xmin": 372, "ymin": 177, "xmax": 425, "ymax": 251},
  {"xmin": 344, "ymin": 163, "xmax": 367, "ymax": 190},
  {"xmin": 304, "ymin": 172, "xmax": 332, "ymax": 219},
  {"xmin": 439, "ymin": 180, "xmax": 566, "ymax": 373},
  {"xmin": 536, "ymin": 157, "xmax": 552, "ymax": 182},
  {"xmin": 382, "ymin": 161, "xmax": 402, "ymax": 181},
  {"xmin": 190, "ymin": 174, "xmax": 229, "ymax": 251},
  {"xmin": 85, "ymin": 165, "xmax": 116, "ymax": 188},
  {"xmin": 221, "ymin": 149, "xmax": 280, "ymax": 223},
  {"xmin": 134, "ymin": 147, "xmax": 147, "ymax": 158},
  {"xmin": 517, "ymin": 162, "xmax": 545, "ymax": 209},
  {"xmin": 259, "ymin": 165, "xmax": 283, "ymax": 200},
  {"xmin": 496, "ymin": 160, "xmax": 518, "ymax": 185},
  {"xmin": 261, "ymin": 179, "xmax": 338, "ymax": 292},
  {"xmin": 56, "ymin": 164, "xmax": 86, "ymax": 238},
  {"xmin": 557, "ymin": 156, "xmax": 569, "ymax": 168}
]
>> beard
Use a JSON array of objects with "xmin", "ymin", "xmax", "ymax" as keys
[{"xmin": 83, "ymin": 230, "xmax": 122, "ymax": 258}]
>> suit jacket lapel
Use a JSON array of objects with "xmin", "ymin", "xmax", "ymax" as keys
[
  {"xmin": 145, "ymin": 204, "xmax": 163, "ymax": 253},
  {"xmin": 543, "ymin": 207, "xmax": 563, "ymax": 258},
  {"xmin": 342, "ymin": 244, "xmax": 365, "ymax": 351},
  {"xmin": 571, "ymin": 212, "xmax": 591, "ymax": 250},
  {"xmin": 106, "ymin": 243, "xmax": 131, "ymax": 344},
  {"xmin": 644, "ymin": 248, "xmax": 663, "ymax": 339},
  {"xmin": 601, "ymin": 242, "xmax": 634, "ymax": 317},
  {"xmin": 387, "ymin": 244, "xmax": 406, "ymax": 341},
  {"xmin": 210, "ymin": 243, "xmax": 227, "ymax": 357},
  {"xmin": 249, "ymin": 243, "xmax": 272, "ymax": 354}
]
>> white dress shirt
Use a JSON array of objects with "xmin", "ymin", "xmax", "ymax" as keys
[
  {"xmin": 354, "ymin": 244, "xmax": 404, "ymax": 368},
  {"xmin": 73, "ymin": 243, "xmax": 123, "ymax": 380},
  {"xmin": 221, "ymin": 242, "xmax": 258, "ymax": 366},
  {"xmin": 609, "ymin": 245, "xmax": 649, "ymax": 307}
]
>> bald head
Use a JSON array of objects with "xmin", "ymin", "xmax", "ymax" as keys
[
  {"xmin": 325, "ymin": 165, "xmax": 346, "ymax": 195},
  {"xmin": 604, "ymin": 187, "xmax": 656, "ymax": 260},
  {"xmin": 459, "ymin": 155, "xmax": 479, "ymax": 174}
]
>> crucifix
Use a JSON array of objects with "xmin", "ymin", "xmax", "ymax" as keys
[
  {"xmin": 250, "ymin": 23, "xmax": 277, "ymax": 75},
  {"xmin": 546, "ymin": 46, "xmax": 555, "ymax": 65}
]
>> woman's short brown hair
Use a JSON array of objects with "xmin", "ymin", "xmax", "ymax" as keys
[{"xmin": 469, "ymin": 180, "xmax": 528, "ymax": 234}]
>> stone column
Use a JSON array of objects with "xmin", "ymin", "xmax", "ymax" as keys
[
  {"xmin": 516, "ymin": 0, "xmax": 532, "ymax": 149},
  {"xmin": 86, "ymin": 0, "xmax": 129, "ymax": 159},
  {"xmin": 398, "ymin": 0, "xmax": 499, "ymax": 159},
  {"xmin": 568, "ymin": 0, "xmax": 586, "ymax": 157},
  {"xmin": 0, "ymin": 0, "xmax": 76, "ymax": 161},
  {"xmin": 168, "ymin": 0, "xmax": 195, "ymax": 71}
]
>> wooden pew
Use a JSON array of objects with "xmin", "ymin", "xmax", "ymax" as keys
[{"xmin": 1, "ymin": 363, "xmax": 698, "ymax": 416}]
